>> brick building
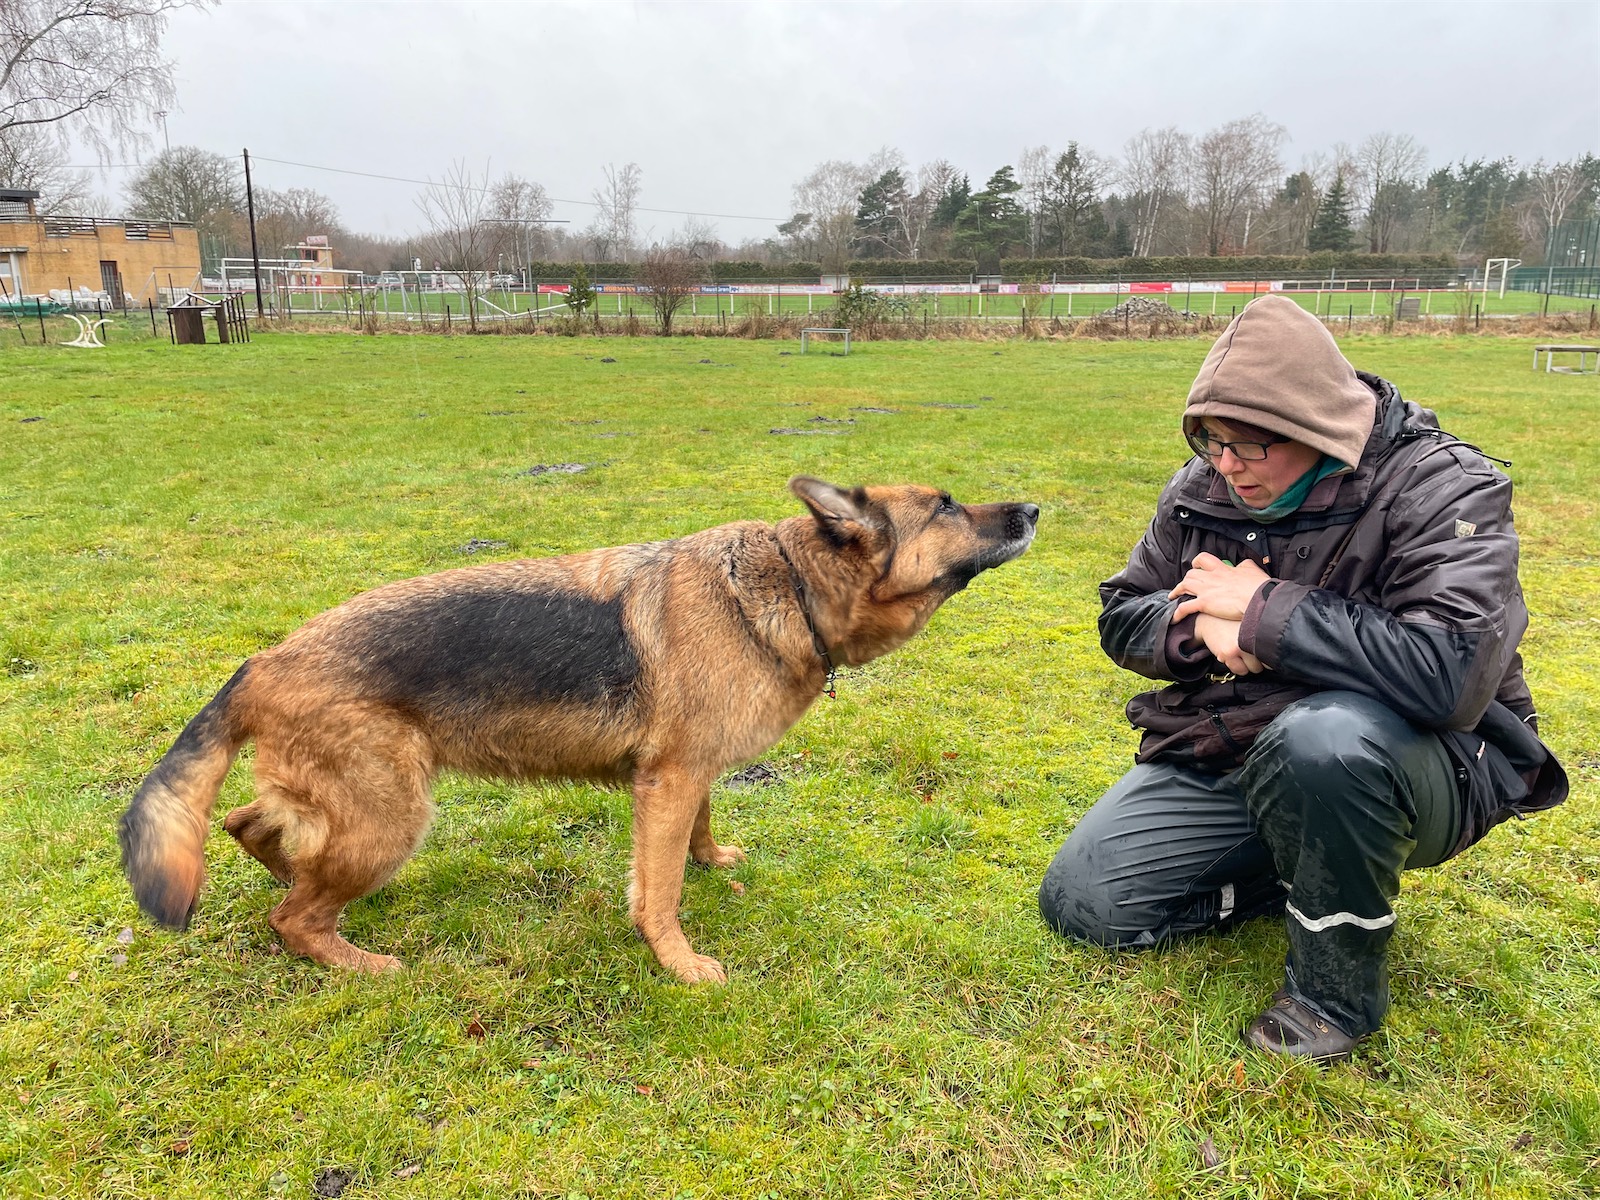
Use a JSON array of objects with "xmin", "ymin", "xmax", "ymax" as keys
[{"xmin": 0, "ymin": 188, "xmax": 202, "ymax": 304}]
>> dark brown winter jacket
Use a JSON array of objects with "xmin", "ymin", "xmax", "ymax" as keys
[{"xmin": 1100, "ymin": 372, "xmax": 1567, "ymax": 856}]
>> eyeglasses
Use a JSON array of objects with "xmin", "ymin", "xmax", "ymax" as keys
[{"xmin": 1186, "ymin": 429, "xmax": 1290, "ymax": 462}]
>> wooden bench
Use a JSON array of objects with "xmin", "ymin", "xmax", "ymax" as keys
[
  {"xmin": 800, "ymin": 327, "xmax": 851, "ymax": 355},
  {"xmin": 1532, "ymin": 343, "xmax": 1599, "ymax": 373}
]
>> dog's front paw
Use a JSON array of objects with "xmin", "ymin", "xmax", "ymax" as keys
[{"xmin": 668, "ymin": 953, "xmax": 727, "ymax": 985}]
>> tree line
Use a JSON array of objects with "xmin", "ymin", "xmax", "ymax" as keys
[{"xmin": 777, "ymin": 129, "xmax": 1599, "ymax": 272}]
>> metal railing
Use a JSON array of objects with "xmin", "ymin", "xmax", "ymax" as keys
[{"xmin": 0, "ymin": 213, "xmax": 194, "ymax": 240}]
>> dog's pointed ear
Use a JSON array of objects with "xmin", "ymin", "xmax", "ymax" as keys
[{"xmin": 789, "ymin": 476, "xmax": 879, "ymax": 536}]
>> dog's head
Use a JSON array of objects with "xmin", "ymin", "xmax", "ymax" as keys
[{"xmin": 787, "ymin": 476, "xmax": 1039, "ymax": 667}]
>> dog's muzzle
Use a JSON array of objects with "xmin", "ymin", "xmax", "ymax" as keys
[
  {"xmin": 1008, "ymin": 504, "xmax": 1041, "ymax": 543},
  {"xmin": 968, "ymin": 502, "xmax": 1040, "ymax": 575}
]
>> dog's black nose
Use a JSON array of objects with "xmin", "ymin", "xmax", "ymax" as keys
[{"xmin": 1021, "ymin": 503, "xmax": 1040, "ymax": 525}]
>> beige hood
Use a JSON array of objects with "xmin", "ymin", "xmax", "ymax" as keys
[{"xmin": 1183, "ymin": 294, "xmax": 1376, "ymax": 470}]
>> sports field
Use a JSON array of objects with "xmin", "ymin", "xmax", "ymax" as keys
[
  {"xmin": 269, "ymin": 284, "xmax": 1596, "ymax": 325},
  {"xmin": 1, "ymin": 333, "xmax": 1596, "ymax": 1197}
]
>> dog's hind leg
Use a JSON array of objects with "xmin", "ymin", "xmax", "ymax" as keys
[
  {"xmin": 259, "ymin": 733, "xmax": 434, "ymax": 974},
  {"xmin": 223, "ymin": 797, "xmax": 293, "ymax": 884},
  {"xmin": 689, "ymin": 792, "xmax": 745, "ymax": 869},
  {"xmin": 630, "ymin": 761, "xmax": 725, "ymax": 984}
]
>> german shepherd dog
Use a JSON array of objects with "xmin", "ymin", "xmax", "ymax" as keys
[{"xmin": 121, "ymin": 477, "xmax": 1038, "ymax": 983}]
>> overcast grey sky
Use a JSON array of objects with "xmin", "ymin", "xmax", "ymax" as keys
[{"xmin": 122, "ymin": 0, "xmax": 1600, "ymax": 242}]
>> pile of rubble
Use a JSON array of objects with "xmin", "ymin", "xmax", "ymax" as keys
[{"xmin": 1099, "ymin": 296, "xmax": 1200, "ymax": 320}]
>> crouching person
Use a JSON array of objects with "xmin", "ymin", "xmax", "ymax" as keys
[{"xmin": 1040, "ymin": 295, "xmax": 1567, "ymax": 1062}]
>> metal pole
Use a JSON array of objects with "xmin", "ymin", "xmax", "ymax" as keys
[
  {"xmin": 0, "ymin": 275, "xmax": 28, "ymax": 343},
  {"xmin": 243, "ymin": 148, "xmax": 266, "ymax": 318}
]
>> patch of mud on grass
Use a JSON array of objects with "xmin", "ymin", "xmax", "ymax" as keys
[
  {"xmin": 518, "ymin": 463, "xmax": 592, "ymax": 476},
  {"xmin": 722, "ymin": 762, "xmax": 787, "ymax": 789}
]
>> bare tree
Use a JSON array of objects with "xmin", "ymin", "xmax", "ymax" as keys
[
  {"xmin": 1192, "ymin": 114, "xmax": 1286, "ymax": 254},
  {"xmin": 1017, "ymin": 144, "xmax": 1051, "ymax": 256},
  {"xmin": 676, "ymin": 215, "xmax": 722, "ymax": 261},
  {"xmin": 334, "ymin": 230, "xmax": 413, "ymax": 276},
  {"xmin": 1352, "ymin": 132, "xmax": 1427, "ymax": 252},
  {"xmin": 486, "ymin": 173, "xmax": 552, "ymax": 277},
  {"xmin": 792, "ymin": 158, "xmax": 874, "ymax": 272},
  {"xmin": 1523, "ymin": 159, "xmax": 1589, "ymax": 258},
  {"xmin": 0, "ymin": 123, "xmax": 90, "ymax": 212},
  {"xmin": 1, "ymin": 0, "xmax": 210, "ymax": 155},
  {"xmin": 123, "ymin": 143, "xmax": 241, "ymax": 270},
  {"xmin": 1120, "ymin": 126, "xmax": 1189, "ymax": 257},
  {"xmin": 416, "ymin": 159, "xmax": 493, "ymax": 331},
  {"xmin": 252, "ymin": 185, "xmax": 339, "ymax": 256},
  {"xmin": 123, "ymin": 143, "xmax": 237, "ymax": 216},
  {"xmin": 589, "ymin": 161, "xmax": 641, "ymax": 262},
  {"xmin": 636, "ymin": 243, "xmax": 702, "ymax": 336}
]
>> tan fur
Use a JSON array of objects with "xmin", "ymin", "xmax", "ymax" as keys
[{"xmin": 120, "ymin": 478, "xmax": 1037, "ymax": 982}]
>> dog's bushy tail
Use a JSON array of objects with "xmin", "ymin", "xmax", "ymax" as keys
[{"xmin": 119, "ymin": 664, "xmax": 253, "ymax": 930}]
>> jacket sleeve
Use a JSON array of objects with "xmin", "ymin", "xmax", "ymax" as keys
[
  {"xmin": 1239, "ymin": 448, "xmax": 1522, "ymax": 730},
  {"xmin": 1099, "ymin": 475, "xmax": 1214, "ymax": 683}
]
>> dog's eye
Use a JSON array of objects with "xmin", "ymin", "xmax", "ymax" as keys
[{"xmin": 937, "ymin": 494, "xmax": 958, "ymax": 515}]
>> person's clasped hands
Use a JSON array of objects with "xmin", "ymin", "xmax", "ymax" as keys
[{"xmin": 1169, "ymin": 552, "xmax": 1270, "ymax": 675}]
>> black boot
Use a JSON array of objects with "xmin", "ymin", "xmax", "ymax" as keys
[{"xmin": 1245, "ymin": 989, "xmax": 1362, "ymax": 1063}]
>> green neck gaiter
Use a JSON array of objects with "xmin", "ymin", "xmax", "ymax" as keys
[{"xmin": 1227, "ymin": 455, "xmax": 1347, "ymax": 523}]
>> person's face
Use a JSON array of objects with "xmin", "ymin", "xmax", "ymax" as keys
[{"xmin": 1199, "ymin": 419, "xmax": 1322, "ymax": 508}]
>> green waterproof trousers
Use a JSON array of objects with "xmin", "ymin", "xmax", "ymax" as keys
[{"xmin": 1039, "ymin": 691, "xmax": 1461, "ymax": 1036}]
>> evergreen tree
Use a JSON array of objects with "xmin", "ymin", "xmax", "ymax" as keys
[
  {"xmin": 1040, "ymin": 144, "xmax": 1108, "ymax": 256},
  {"xmin": 930, "ymin": 173, "xmax": 971, "ymax": 231},
  {"xmin": 1308, "ymin": 174, "xmax": 1356, "ymax": 252},
  {"xmin": 565, "ymin": 262, "xmax": 595, "ymax": 315},
  {"xmin": 952, "ymin": 166, "xmax": 1028, "ymax": 261},
  {"xmin": 853, "ymin": 168, "xmax": 909, "ymax": 257},
  {"xmin": 1482, "ymin": 206, "xmax": 1524, "ymax": 261},
  {"xmin": 1109, "ymin": 216, "xmax": 1134, "ymax": 258}
]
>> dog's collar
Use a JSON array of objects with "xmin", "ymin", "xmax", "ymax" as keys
[{"xmin": 774, "ymin": 535, "xmax": 838, "ymax": 699}]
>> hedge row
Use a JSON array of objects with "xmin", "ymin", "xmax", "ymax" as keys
[
  {"xmin": 521, "ymin": 252, "xmax": 1458, "ymax": 283},
  {"xmin": 1000, "ymin": 252, "xmax": 1458, "ymax": 278}
]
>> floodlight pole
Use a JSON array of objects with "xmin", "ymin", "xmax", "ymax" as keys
[{"xmin": 243, "ymin": 148, "xmax": 265, "ymax": 318}]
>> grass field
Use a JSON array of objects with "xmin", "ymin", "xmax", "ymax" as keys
[
  {"xmin": 284, "ymin": 285, "xmax": 1597, "ymax": 323},
  {"xmin": 6, "ymin": 285, "xmax": 1590, "ymax": 347},
  {"xmin": 1, "ymin": 332, "xmax": 1597, "ymax": 1198}
]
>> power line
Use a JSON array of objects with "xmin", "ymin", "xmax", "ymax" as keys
[
  {"xmin": 65, "ymin": 153, "xmax": 788, "ymax": 227},
  {"xmin": 245, "ymin": 155, "xmax": 786, "ymax": 224}
]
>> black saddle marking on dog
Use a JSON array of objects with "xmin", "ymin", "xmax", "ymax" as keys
[{"xmin": 354, "ymin": 589, "xmax": 640, "ymax": 709}]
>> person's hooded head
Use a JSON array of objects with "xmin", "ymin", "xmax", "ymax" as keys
[
  {"xmin": 1183, "ymin": 295, "xmax": 1377, "ymax": 513},
  {"xmin": 1184, "ymin": 294, "xmax": 1376, "ymax": 471}
]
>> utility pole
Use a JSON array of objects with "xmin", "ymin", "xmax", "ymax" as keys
[
  {"xmin": 243, "ymin": 148, "xmax": 265, "ymax": 317},
  {"xmin": 154, "ymin": 110, "xmax": 174, "ymax": 220}
]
